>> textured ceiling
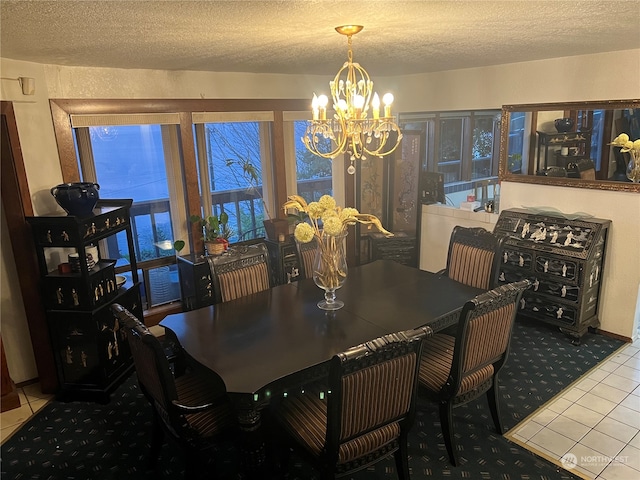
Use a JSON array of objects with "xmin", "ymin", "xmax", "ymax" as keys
[{"xmin": 1, "ymin": 0, "xmax": 639, "ymax": 76}]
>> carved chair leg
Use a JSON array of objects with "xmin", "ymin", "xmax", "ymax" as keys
[
  {"xmin": 439, "ymin": 401, "xmax": 458, "ymax": 466},
  {"xmin": 487, "ymin": 379, "xmax": 504, "ymax": 434},
  {"xmin": 394, "ymin": 432, "xmax": 411, "ymax": 480},
  {"xmin": 148, "ymin": 410, "xmax": 164, "ymax": 470}
]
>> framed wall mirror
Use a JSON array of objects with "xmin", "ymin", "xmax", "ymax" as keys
[{"xmin": 498, "ymin": 99, "xmax": 640, "ymax": 192}]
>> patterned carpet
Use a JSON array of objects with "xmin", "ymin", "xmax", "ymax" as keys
[{"xmin": 1, "ymin": 318, "xmax": 625, "ymax": 480}]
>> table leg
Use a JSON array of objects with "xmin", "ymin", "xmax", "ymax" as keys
[{"xmin": 234, "ymin": 398, "xmax": 272, "ymax": 479}]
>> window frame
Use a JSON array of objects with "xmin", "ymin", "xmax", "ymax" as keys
[
  {"xmin": 50, "ymin": 98, "xmax": 311, "ymax": 318},
  {"xmin": 400, "ymin": 109, "xmax": 501, "ymax": 186}
]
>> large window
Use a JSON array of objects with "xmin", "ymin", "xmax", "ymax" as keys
[
  {"xmin": 193, "ymin": 117, "xmax": 272, "ymax": 241},
  {"xmin": 292, "ymin": 120, "xmax": 333, "ymax": 203},
  {"xmin": 73, "ymin": 115, "xmax": 185, "ymax": 309},
  {"xmin": 401, "ymin": 110, "xmax": 501, "ymax": 185},
  {"xmin": 55, "ymin": 99, "xmax": 329, "ymax": 312}
]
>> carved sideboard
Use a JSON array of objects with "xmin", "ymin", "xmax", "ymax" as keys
[{"xmin": 493, "ymin": 208, "xmax": 610, "ymax": 344}]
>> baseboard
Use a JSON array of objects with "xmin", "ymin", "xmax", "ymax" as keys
[{"xmin": 597, "ymin": 329, "xmax": 632, "ymax": 344}]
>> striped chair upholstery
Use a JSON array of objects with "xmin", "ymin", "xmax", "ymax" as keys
[
  {"xmin": 208, "ymin": 242, "xmax": 271, "ymax": 303},
  {"xmin": 297, "ymin": 237, "xmax": 317, "ymax": 279},
  {"xmin": 271, "ymin": 327, "xmax": 431, "ymax": 480},
  {"xmin": 444, "ymin": 226, "xmax": 506, "ymax": 290},
  {"xmin": 111, "ymin": 304, "xmax": 236, "ymax": 477},
  {"xmin": 418, "ymin": 280, "xmax": 530, "ymax": 466}
]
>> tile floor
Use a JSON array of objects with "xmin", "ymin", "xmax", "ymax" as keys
[
  {"xmin": 506, "ymin": 338, "xmax": 640, "ymax": 480},
  {"xmin": 0, "ymin": 383, "xmax": 55, "ymax": 444},
  {"xmin": 2, "ymin": 332, "xmax": 639, "ymax": 480}
]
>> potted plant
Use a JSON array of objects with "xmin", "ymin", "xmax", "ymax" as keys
[{"xmin": 191, "ymin": 212, "xmax": 232, "ymax": 255}]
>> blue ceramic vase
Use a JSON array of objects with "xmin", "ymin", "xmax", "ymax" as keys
[
  {"xmin": 50, "ymin": 182, "xmax": 100, "ymax": 217},
  {"xmin": 554, "ymin": 118, "xmax": 574, "ymax": 133}
]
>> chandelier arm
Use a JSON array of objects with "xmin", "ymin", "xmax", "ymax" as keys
[{"xmin": 303, "ymin": 25, "xmax": 401, "ymax": 172}]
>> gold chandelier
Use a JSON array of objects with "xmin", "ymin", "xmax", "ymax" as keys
[{"xmin": 302, "ymin": 25, "xmax": 403, "ymax": 174}]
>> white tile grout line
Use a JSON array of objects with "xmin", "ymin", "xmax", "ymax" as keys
[
  {"xmin": 504, "ymin": 341, "xmax": 638, "ymax": 478},
  {"xmin": 505, "ymin": 341, "xmax": 632, "ymax": 437}
]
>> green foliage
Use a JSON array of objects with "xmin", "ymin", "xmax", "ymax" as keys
[
  {"xmin": 472, "ymin": 127, "xmax": 493, "ymax": 159},
  {"xmin": 191, "ymin": 212, "xmax": 231, "ymax": 241},
  {"xmin": 173, "ymin": 240, "xmax": 186, "ymax": 252},
  {"xmin": 508, "ymin": 153, "xmax": 522, "ymax": 172}
]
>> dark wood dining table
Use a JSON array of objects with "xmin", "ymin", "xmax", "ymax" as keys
[{"xmin": 160, "ymin": 260, "xmax": 482, "ymax": 477}]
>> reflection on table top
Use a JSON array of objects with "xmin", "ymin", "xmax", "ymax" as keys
[{"xmin": 160, "ymin": 260, "xmax": 482, "ymax": 396}]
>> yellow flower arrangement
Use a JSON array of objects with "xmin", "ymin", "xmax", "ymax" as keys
[
  {"xmin": 283, "ymin": 194, "xmax": 393, "ymax": 243},
  {"xmin": 284, "ymin": 194, "xmax": 393, "ymax": 309},
  {"xmin": 610, "ymin": 133, "xmax": 640, "ymax": 182}
]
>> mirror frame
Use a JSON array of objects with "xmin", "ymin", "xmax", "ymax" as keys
[{"xmin": 498, "ymin": 99, "xmax": 640, "ymax": 192}]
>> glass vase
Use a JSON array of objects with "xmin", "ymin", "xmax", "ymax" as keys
[
  {"xmin": 312, "ymin": 231, "xmax": 348, "ymax": 310},
  {"xmin": 626, "ymin": 151, "xmax": 640, "ymax": 183}
]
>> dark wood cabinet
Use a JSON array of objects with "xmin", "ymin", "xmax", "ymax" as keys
[
  {"xmin": 493, "ymin": 208, "xmax": 610, "ymax": 344},
  {"xmin": 265, "ymin": 237, "xmax": 303, "ymax": 285},
  {"xmin": 26, "ymin": 200, "xmax": 141, "ymax": 401},
  {"xmin": 365, "ymin": 232, "xmax": 417, "ymax": 267},
  {"xmin": 176, "ymin": 253, "xmax": 216, "ymax": 311},
  {"xmin": 536, "ymin": 131, "xmax": 592, "ymax": 171}
]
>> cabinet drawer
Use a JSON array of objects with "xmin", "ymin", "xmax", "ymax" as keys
[
  {"xmin": 501, "ymin": 248, "xmax": 533, "ymax": 270},
  {"xmin": 532, "ymin": 278, "xmax": 579, "ymax": 303},
  {"xmin": 498, "ymin": 268, "xmax": 580, "ymax": 303},
  {"xmin": 519, "ymin": 292, "xmax": 577, "ymax": 327},
  {"xmin": 534, "ymin": 255, "xmax": 578, "ymax": 282}
]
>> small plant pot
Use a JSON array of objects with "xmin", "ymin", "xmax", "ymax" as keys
[{"xmin": 205, "ymin": 240, "xmax": 227, "ymax": 256}]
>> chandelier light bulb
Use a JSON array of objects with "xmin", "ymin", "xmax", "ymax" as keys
[
  {"xmin": 353, "ymin": 94, "xmax": 365, "ymax": 117},
  {"xmin": 372, "ymin": 93, "xmax": 380, "ymax": 119},
  {"xmin": 382, "ymin": 93, "xmax": 394, "ymax": 117},
  {"xmin": 317, "ymin": 94, "xmax": 328, "ymax": 120}
]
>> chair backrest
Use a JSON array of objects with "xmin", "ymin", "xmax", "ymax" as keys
[
  {"xmin": 208, "ymin": 242, "xmax": 271, "ymax": 303},
  {"xmin": 325, "ymin": 327, "xmax": 431, "ymax": 465},
  {"xmin": 447, "ymin": 280, "xmax": 530, "ymax": 398},
  {"xmin": 111, "ymin": 304, "xmax": 178, "ymax": 417},
  {"xmin": 445, "ymin": 226, "xmax": 505, "ymax": 290},
  {"xmin": 296, "ymin": 237, "xmax": 317, "ymax": 279},
  {"xmin": 577, "ymin": 158, "xmax": 596, "ymax": 180}
]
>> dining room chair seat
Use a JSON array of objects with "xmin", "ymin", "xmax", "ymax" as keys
[
  {"xmin": 418, "ymin": 279, "xmax": 530, "ymax": 466},
  {"xmin": 275, "ymin": 382, "xmax": 403, "ymax": 464},
  {"xmin": 271, "ymin": 327, "xmax": 431, "ymax": 480},
  {"xmin": 111, "ymin": 303, "xmax": 237, "ymax": 478}
]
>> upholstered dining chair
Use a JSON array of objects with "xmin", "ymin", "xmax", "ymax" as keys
[
  {"xmin": 208, "ymin": 242, "xmax": 271, "ymax": 303},
  {"xmin": 441, "ymin": 226, "xmax": 506, "ymax": 291},
  {"xmin": 111, "ymin": 304, "xmax": 237, "ymax": 478},
  {"xmin": 417, "ymin": 279, "xmax": 530, "ymax": 466},
  {"xmin": 296, "ymin": 236, "xmax": 318, "ymax": 279},
  {"xmin": 270, "ymin": 326, "xmax": 431, "ymax": 480},
  {"xmin": 577, "ymin": 158, "xmax": 596, "ymax": 180}
]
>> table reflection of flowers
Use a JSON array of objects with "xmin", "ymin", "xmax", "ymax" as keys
[
  {"xmin": 610, "ymin": 133, "xmax": 640, "ymax": 183},
  {"xmin": 284, "ymin": 194, "xmax": 393, "ymax": 310}
]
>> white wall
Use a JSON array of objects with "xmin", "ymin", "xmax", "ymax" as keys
[
  {"xmin": 1, "ymin": 49, "xmax": 639, "ymax": 382},
  {"xmin": 420, "ymin": 205, "xmax": 499, "ymax": 273}
]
